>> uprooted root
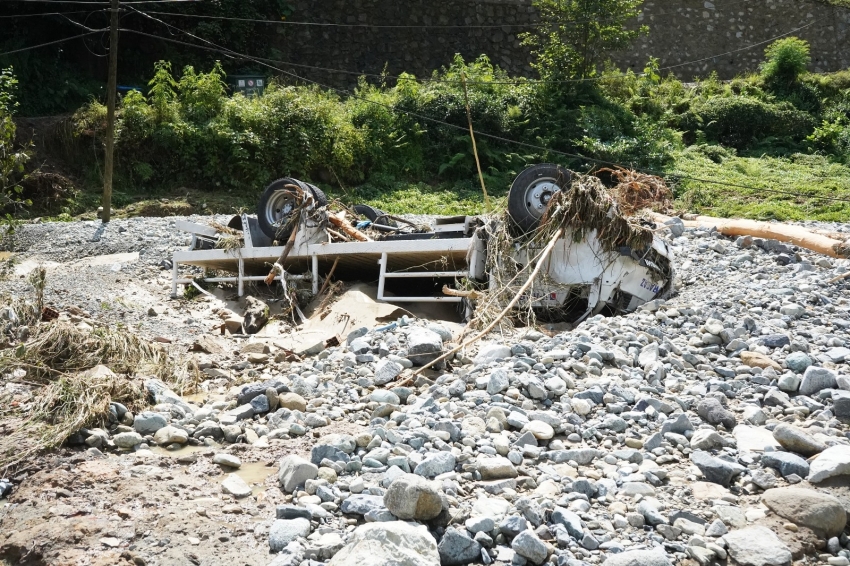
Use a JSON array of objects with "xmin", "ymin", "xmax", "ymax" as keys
[{"xmin": 597, "ymin": 167, "xmax": 673, "ymax": 216}]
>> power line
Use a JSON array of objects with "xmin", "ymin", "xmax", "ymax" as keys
[
  {"xmin": 142, "ymin": 10, "xmax": 546, "ymax": 29},
  {"xmin": 0, "ymin": 9, "xmax": 99, "ymax": 18},
  {"xmin": 122, "ymin": 13, "xmax": 828, "ymax": 87},
  {"xmin": 662, "ymin": 20, "xmax": 817, "ymax": 70},
  {"xmin": 118, "ymin": 14, "xmax": 850, "ymax": 205},
  {"xmin": 136, "ymin": 0, "xmax": 759, "ymax": 30},
  {"xmin": 7, "ymin": 0, "xmax": 200, "ymax": 4},
  {"xmin": 0, "ymin": 30, "xmax": 104, "ymax": 57}
]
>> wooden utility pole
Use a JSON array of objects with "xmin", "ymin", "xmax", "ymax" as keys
[
  {"xmin": 461, "ymin": 71, "xmax": 490, "ymax": 212},
  {"xmin": 102, "ymin": 0, "xmax": 120, "ymax": 223}
]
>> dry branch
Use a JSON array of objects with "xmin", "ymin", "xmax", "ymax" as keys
[{"xmin": 329, "ymin": 212, "xmax": 372, "ymax": 242}]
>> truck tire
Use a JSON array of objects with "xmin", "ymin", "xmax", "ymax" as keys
[
  {"xmin": 353, "ymin": 204, "xmax": 398, "ymax": 232},
  {"xmin": 257, "ymin": 177, "xmax": 328, "ymax": 241},
  {"xmin": 507, "ymin": 164, "xmax": 573, "ymax": 233}
]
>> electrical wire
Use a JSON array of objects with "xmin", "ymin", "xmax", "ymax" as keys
[
  {"xmin": 0, "ymin": 30, "xmax": 104, "ymax": 57},
  {"xmin": 133, "ymin": 0, "xmax": 762, "ymax": 30},
  {"xmin": 0, "ymin": 9, "xmax": 98, "ymax": 17},
  {"xmin": 7, "ymin": 0, "xmax": 200, "ymax": 4},
  {"xmin": 117, "ymin": 9, "xmax": 850, "ymax": 205},
  {"xmin": 120, "ymin": 14, "xmax": 827, "ymax": 86}
]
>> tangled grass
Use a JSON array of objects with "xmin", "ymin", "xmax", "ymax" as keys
[
  {"xmin": 0, "ymin": 276, "xmax": 191, "ymax": 470},
  {"xmin": 468, "ymin": 175, "xmax": 661, "ymax": 332}
]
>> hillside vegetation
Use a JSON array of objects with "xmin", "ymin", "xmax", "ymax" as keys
[{"xmin": 61, "ymin": 35, "xmax": 850, "ymax": 221}]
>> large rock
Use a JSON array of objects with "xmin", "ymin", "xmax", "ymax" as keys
[
  {"xmin": 438, "ymin": 527, "xmax": 481, "ymax": 566},
  {"xmin": 762, "ymin": 451, "xmax": 810, "ymax": 478},
  {"xmin": 221, "ymin": 474, "xmax": 252, "ymax": 498},
  {"xmin": 808, "ymin": 445, "xmax": 850, "ymax": 483},
  {"xmin": 278, "ymin": 392, "xmax": 307, "ymax": 411},
  {"xmin": 374, "ymin": 359, "xmax": 404, "ymax": 385},
  {"xmin": 691, "ymin": 451, "xmax": 746, "ymax": 487},
  {"xmin": 799, "ymin": 366, "xmax": 837, "ymax": 396},
  {"xmin": 762, "ymin": 487, "xmax": 846, "ymax": 537},
  {"xmin": 383, "ymin": 474, "xmax": 443, "ymax": 521},
  {"xmin": 153, "ymin": 425, "xmax": 188, "ymax": 445},
  {"xmin": 602, "ymin": 549, "xmax": 672, "ymax": 566},
  {"xmin": 474, "ymin": 343, "xmax": 512, "ymax": 364},
  {"xmin": 406, "ymin": 328, "xmax": 443, "ymax": 366},
  {"xmin": 269, "ymin": 518, "xmax": 311, "ymax": 552},
  {"xmin": 133, "ymin": 411, "xmax": 167, "ymax": 435},
  {"xmin": 340, "ymin": 495, "xmax": 386, "ymax": 516},
  {"xmin": 144, "ymin": 378, "xmax": 194, "ymax": 415},
  {"xmin": 278, "ymin": 455, "xmax": 318, "ymax": 492},
  {"xmin": 327, "ymin": 521, "xmax": 439, "ymax": 566},
  {"xmin": 772, "ymin": 424, "xmax": 826, "ymax": 456},
  {"xmin": 487, "ymin": 368, "xmax": 510, "ymax": 395},
  {"xmin": 511, "ymin": 530, "xmax": 548, "ymax": 564},
  {"xmin": 414, "ymin": 451, "xmax": 456, "ymax": 478},
  {"xmin": 723, "ymin": 526, "xmax": 791, "ymax": 566},
  {"xmin": 113, "ymin": 431, "xmax": 143, "ymax": 450},
  {"xmin": 696, "ymin": 398, "xmax": 736, "ymax": 429},
  {"xmin": 477, "ymin": 456, "xmax": 518, "ymax": 480},
  {"xmin": 243, "ymin": 296, "xmax": 269, "ymax": 334}
]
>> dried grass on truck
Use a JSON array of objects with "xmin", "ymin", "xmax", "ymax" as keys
[
  {"xmin": 597, "ymin": 167, "xmax": 673, "ymax": 216},
  {"xmin": 468, "ymin": 175, "xmax": 659, "ymax": 332}
]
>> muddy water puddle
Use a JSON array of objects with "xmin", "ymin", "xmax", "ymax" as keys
[{"xmin": 150, "ymin": 445, "xmax": 275, "ymax": 494}]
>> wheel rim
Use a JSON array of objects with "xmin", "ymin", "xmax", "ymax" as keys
[
  {"xmin": 522, "ymin": 177, "xmax": 560, "ymax": 220},
  {"xmin": 264, "ymin": 189, "xmax": 298, "ymax": 229}
]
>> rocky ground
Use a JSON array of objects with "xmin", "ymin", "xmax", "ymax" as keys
[{"xmin": 0, "ymin": 215, "xmax": 849, "ymax": 566}]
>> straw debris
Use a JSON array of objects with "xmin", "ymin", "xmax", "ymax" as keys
[{"xmin": 597, "ymin": 167, "xmax": 673, "ymax": 216}]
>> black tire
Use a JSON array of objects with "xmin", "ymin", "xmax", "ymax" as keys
[
  {"xmin": 353, "ymin": 204, "xmax": 398, "ymax": 232},
  {"xmin": 257, "ymin": 177, "xmax": 328, "ymax": 241},
  {"xmin": 507, "ymin": 164, "xmax": 573, "ymax": 233}
]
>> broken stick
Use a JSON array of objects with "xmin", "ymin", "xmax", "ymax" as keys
[
  {"xmin": 442, "ymin": 285, "xmax": 483, "ymax": 300},
  {"xmin": 328, "ymin": 212, "xmax": 372, "ymax": 242},
  {"xmin": 264, "ymin": 215, "xmax": 300, "ymax": 285}
]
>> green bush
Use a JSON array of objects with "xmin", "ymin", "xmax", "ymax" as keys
[
  {"xmin": 679, "ymin": 96, "xmax": 816, "ymax": 149},
  {"xmin": 760, "ymin": 37, "xmax": 811, "ymax": 88}
]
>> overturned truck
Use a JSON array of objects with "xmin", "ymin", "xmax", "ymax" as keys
[{"xmin": 171, "ymin": 164, "xmax": 674, "ymax": 323}]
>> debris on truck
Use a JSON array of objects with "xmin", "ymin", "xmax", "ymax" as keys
[{"xmin": 171, "ymin": 164, "xmax": 675, "ymax": 326}]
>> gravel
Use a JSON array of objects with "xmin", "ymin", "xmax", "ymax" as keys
[{"xmin": 1, "ymin": 215, "xmax": 850, "ymax": 565}]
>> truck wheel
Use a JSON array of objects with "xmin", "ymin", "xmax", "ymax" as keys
[
  {"xmin": 353, "ymin": 204, "xmax": 398, "ymax": 232},
  {"xmin": 507, "ymin": 164, "xmax": 573, "ymax": 233},
  {"xmin": 257, "ymin": 177, "xmax": 328, "ymax": 241}
]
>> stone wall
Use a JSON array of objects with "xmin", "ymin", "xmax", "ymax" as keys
[{"xmin": 269, "ymin": 0, "xmax": 850, "ymax": 86}]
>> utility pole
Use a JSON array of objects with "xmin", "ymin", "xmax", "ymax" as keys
[{"xmin": 102, "ymin": 0, "xmax": 120, "ymax": 223}]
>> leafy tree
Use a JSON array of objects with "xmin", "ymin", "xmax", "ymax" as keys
[
  {"xmin": 520, "ymin": 0, "xmax": 648, "ymax": 80},
  {"xmin": 0, "ymin": 67, "xmax": 31, "ymax": 218}
]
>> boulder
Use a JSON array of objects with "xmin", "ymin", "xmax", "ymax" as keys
[
  {"xmin": 772, "ymin": 424, "xmax": 826, "ymax": 457},
  {"xmin": 808, "ymin": 445, "xmax": 850, "ymax": 483},
  {"xmin": 327, "ymin": 522, "xmax": 440, "ymax": 566},
  {"xmin": 762, "ymin": 487, "xmax": 846, "ymax": 537},
  {"xmin": 278, "ymin": 455, "xmax": 318, "ymax": 493},
  {"xmin": 723, "ymin": 526, "xmax": 791, "ymax": 566},
  {"xmin": 269, "ymin": 518, "xmax": 311, "ymax": 552},
  {"xmin": 799, "ymin": 366, "xmax": 838, "ymax": 396},
  {"xmin": 438, "ymin": 527, "xmax": 481, "ymax": 566},
  {"xmin": 243, "ymin": 296, "xmax": 269, "ymax": 334},
  {"xmin": 383, "ymin": 474, "xmax": 443, "ymax": 521},
  {"xmin": 691, "ymin": 451, "xmax": 745, "ymax": 486},
  {"xmin": 406, "ymin": 328, "xmax": 443, "ymax": 366},
  {"xmin": 602, "ymin": 549, "xmax": 672, "ymax": 566}
]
